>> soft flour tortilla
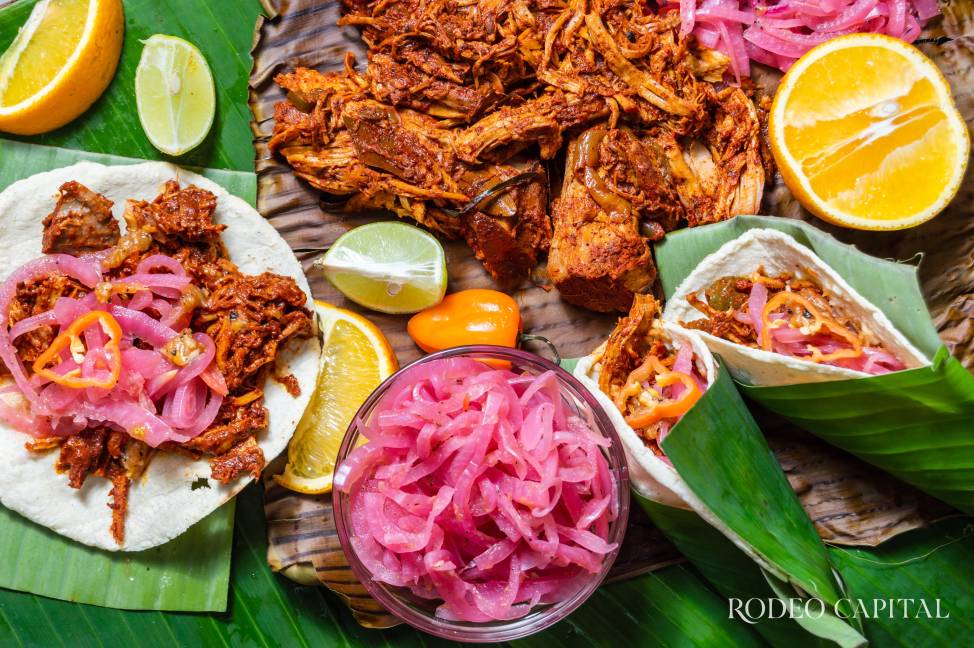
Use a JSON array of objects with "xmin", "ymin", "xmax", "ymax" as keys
[
  {"xmin": 0, "ymin": 161, "xmax": 321, "ymax": 551},
  {"xmin": 574, "ymin": 323, "xmax": 714, "ymax": 510},
  {"xmin": 574, "ymin": 324, "xmax": 803, "ymax": 581},
  {"xmin": 663, "ymin": 228, "xmax": 929, "ymax": 386}
]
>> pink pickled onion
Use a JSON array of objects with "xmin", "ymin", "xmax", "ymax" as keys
[
  {"xmin": 0, "ymin": 252, "xmax": 226, "ymax": 447},
  {"xmin": 9, "ymin": 311, "xmax": 59, "ymax": 341},
  {"xmin": 336, "ymin": 358, "xmax": 620, "ymax": 622},
  {"xmin": 109, "ymin": 305, "xmax": 178, "ymax": 347},
  {"xmin": 662, "ymin": 0, "xmax": 940, "ymax": 76},
  {"xmin": 127, "ymin": 290, "xmax": 153, "ymax": 312},
  {"xmin": 748, "ymin": 280, "xmax": 768, "ymax": 339},
  {"xmin": 744, "ymin": 282, "xmax": 906, "ymax": 375}
]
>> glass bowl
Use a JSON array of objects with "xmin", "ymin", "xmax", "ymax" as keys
[{"xmin": 332, "ymin": 345, "xmax": 630, "ymax": 642}]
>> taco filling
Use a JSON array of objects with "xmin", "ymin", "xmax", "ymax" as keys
[
  {"xmin": 0, "ymin": 180, "xmax": 313, "ymax": 544},
  {"xmin": 682, "ymin": 266, "xmax": 906, "ymax": 375},
  {"xmin": 596, "ymin": 295, "xmax": 707, "ymax": 456}
]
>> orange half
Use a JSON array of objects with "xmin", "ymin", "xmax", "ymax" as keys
[{"xmin": 770, "ymin": 33, "xmax": 970, "ymax": 230}]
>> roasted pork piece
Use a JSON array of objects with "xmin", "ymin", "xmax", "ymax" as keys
[
  {"xmin": 42, "ymin": 181, "xmax": 120, "ymax": 255},
  {"xmin": 548, "ymin": 126, "xmax": 667, "ymax": 312},
  {"xmin": 271, "ymin": 0, "xmax": 774, "ymax": 302},
  {"xmin": 272, "ymin": 66, "xmax": 552, "ymax": 284}
]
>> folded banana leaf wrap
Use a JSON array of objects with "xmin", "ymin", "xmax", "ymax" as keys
[
  {"xmin": 655, "ymin": 216, "xmax": 974, "ymax": 516},
  {"xmin": 574, "ymin": 324, "xmax": 864, "ymax": 645}
]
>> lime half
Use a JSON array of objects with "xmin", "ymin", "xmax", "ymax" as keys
[
  {"xmin": 316, "ymin": 222, "xmax": 448, "ymax": 314},
  {"xmin": 135, "ymin": 34, "xmax": 215, "ymax": 156}
]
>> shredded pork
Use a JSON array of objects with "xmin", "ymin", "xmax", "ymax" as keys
[{"xmin": 271, "ymin": 0, "xmax": 773, "ymax": 306}]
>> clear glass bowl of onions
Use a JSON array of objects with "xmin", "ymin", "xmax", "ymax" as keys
[{"xmin": 332, "ymin": 345, "xmax": 630, "ymax": 642}]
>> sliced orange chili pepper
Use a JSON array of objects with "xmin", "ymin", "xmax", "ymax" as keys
[
  {"xmin": 624, "ymin": 371, "xmax": 701, "ymax": 429},
  {"xmin": 759, "ymin": 291, "xmax": 862, "ymax": 363},
  {"xmin": 33, "ymin": 311, "xmax": 123, "ymax": 390},
  {"xmin": 407, "ymin": 289, "xmax": 520, "ymax": 353}
]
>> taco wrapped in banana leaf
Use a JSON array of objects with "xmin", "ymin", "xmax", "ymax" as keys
[
  {"xmin": 575, "ymin": 294, "xmax": 716, "ymax": 508},
  {"xmin": 574, "ymin": 295, "xmax": 856, "ymax": 629},
  {"xmin": 663, "ymin": 228, "xmax": 929, "ymax": 386},
  {"xmin": 575, "ymin": 294, "xmax": 862, "ymax": 644}
]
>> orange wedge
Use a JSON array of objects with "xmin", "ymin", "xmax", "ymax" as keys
[
  {"xmin": 276, "ymin": 301, "xmax": 397, "ymax": 495},
  {"xmin": 770, "ymin": 33, "xmax": 969, "ymax": 231},
  {"xmin": 0, "ymin": 0, "xmax": 124, "ymax": 135}
]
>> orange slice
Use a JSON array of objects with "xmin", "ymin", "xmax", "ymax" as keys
[
  {"xmin": 770, "ymin": 33, "xmax": 969, "ymax": 231},
  {"xmin": 0, "ymin": 0, "xmax": 124, "ymax": 135},
  {"xmin": 275, "ymin": 301, "xmax": 397, "ymax": 495}
]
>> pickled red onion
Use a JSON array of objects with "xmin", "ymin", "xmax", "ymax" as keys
[
  {"xmin": 662, "ymin": 0, "xmax": 939, "ymax": 77},
  {"xmin": 733, "ymin": 283, "xmax": 906, "ymax": 374},
  {"xmin": 0, "ymin": 253, "xmax": 225, "ymax": 447},
  {"xmin": 748, "ymin": 281, "xmax": 768, "ymax": 339},
  {"xmin": 336, "ymin": 358, "xmax": 620, "ymax": 622}
]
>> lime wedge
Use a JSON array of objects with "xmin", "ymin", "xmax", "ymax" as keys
[
  {"xmin": 135, "ymin": 34, "xmax": 215, "ymax": 156},
  {"xmin": 316, "ymin": 222, "xmax": 448, "ymax": 314}
]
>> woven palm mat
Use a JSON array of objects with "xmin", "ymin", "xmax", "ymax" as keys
[{"xmin": 252, "ymin": 0, "xmax": 972, "ymax": 628}]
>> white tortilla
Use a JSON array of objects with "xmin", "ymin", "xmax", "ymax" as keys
[
  {"xmin": 0, "ymin": 161, "xmax": 321, "ymax": 551},
  {"xmin": 663, "ymin": 228, "xmax": 929, "ymax": 386},
  {"xmin": 574, "ymin": 323, "xmax": 713, "ymax": 510},
  {"xmin": 574, "ymin": 324, "xmax": 802, "ymax": 582}
]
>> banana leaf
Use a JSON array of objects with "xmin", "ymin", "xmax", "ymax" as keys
[
  {"xmin": 641, "ymin": 499, "xmax": 832, "ymax": 648},
  {"xmin": 0, "ymin": 140, "xmax": 257, "ymax": 203},
  {"xmin": 660, "ymin": 365, "xmax": 842, "ymax": 603},
  {"xmin": 0, "ymin": 501, "xmax": 234, "ymax": 612},
  {"xmin": 655, "ymin": 216, "xmax": 974, "ymax": 515},
  {"xmin": 830, "ymin": 517, "xmax": 974, "ymax": 645},
  {"xmin": 644, "ymin": 497, "xmax": 974, "ymax": 648},
  {"xmin": 511, "ymin": 565, "xmax": 768, "ymax": 648},
  {"xmin": 655, "ymin": 362, "xmax": 863, "ymax": 645}
]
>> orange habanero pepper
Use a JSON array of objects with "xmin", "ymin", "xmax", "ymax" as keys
[
  {"xmin": 407, "ymin": 289, "xmax": 520, "ymax": 353},
  {"xmin": 624, "ymin": 371, "xmax": 701, "ymax": 428}
]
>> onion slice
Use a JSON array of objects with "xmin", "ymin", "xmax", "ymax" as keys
[{"xmin": 663, "ymin": 0, "xmax": 940, "ymax": 76}]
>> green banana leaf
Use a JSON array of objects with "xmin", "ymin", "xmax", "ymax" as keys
[
  {"xmin": 830, "ymin": 517, "xmax": 974, "ymax": 645},
  {"xmin": 512, "ymin": 565, "xmax": 768, "ymax": 648},
  {"xmin": 0, "ymin": 502, "xmax": 234, "ymax": 612},
  {"xmin": 657, "ymin": 362, "xmax": 863, "ymax": 645},
  {"xmin": 641, "ymin": 499, "xmax": 832, "ymax": 648},
  {"xmin": 739, "ymin": 349, "xmax": 974, "ymax": 514},
  {"xmin": 0, "ymin": 140, "xmax": 257, "ymax": 203},
  {"xmin": 655, "ymin": 216, "xmax": 974, "ymax": 515},
  {"xmin": 0, "ymin": 0, "xmax": 263, "ymax": 173},
  {"xmin": 643, "ymin": 497, "xmax": 974, "ymax": 647}
]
